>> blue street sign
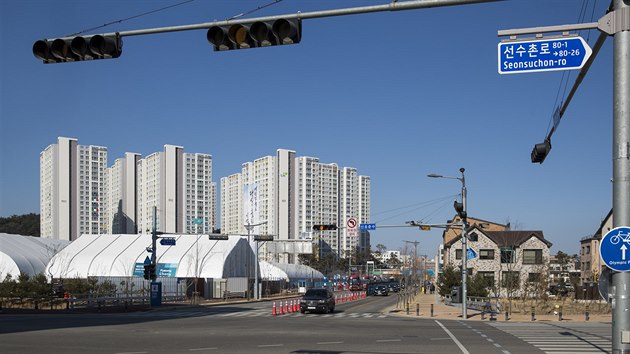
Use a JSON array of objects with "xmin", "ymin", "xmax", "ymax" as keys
[
  {"xmin": 600, "ymin": 226, "xmax": 630, "ymax": 272},
  {"xmin": 360, "ymin": 223, "xmax": 376, "ymax": 231},
  {"xmin": 160, "ymin": 237, "xmax": 176, "ymax": 246},
  {"xmin": 143, "ymin": 256, "xmax": 151, "ymax": 265},
  {"xmin": 467, "ymin": 248, "xmax": 478, "ymax": 260},
  {"xmin": 498, "ymin": 36, "xmax": 592, "ymax": 74}
]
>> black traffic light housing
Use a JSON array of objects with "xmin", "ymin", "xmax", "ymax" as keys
[
  {"xmin": 313, "ymin": 224, "xmax": 337, "ymax": 231},
  {"xmin": 207, "ymin": 18, "xmax": 301, "ymax": 51},
  {"xmin": 33, "ymin": 34, "xmax": 123, "ymax": 64},
  {"xmin": 531, "ymin": 139, "xmax": 551, "ymax": 164},
  {"xmin": 143, "ymin": 264, "xmax": 151, "ymax": 280},
  {"xmin": 454, "ymin": 200, "xmax": 467, "ymax": 221},
  {"xmin": 149, "ymin": 264, "xmax": 157, "ymax": 281}
]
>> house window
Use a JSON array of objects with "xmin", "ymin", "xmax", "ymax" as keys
[
  {"xmin": 528, "ymin": 272, "xmax": 541, "ymax": 282},
  {"xmin": 479, "ymin": 249, "xmax": 495, "ymax": 260},
  {"xmin": 468, "ymin": 232, "xmax": 478, "ymax": 242},
  {"xmin": 478, "ymin": 271, "xmax": 495, "ymax": 287},
  {"xmin": 455, "ymin": 249, "xmax": 462, "ymax": 260},
  {"xmin": 500, "ymin": 248, "xmax": 515, "ymax": 263},
  {"xmin": 523, "ymin": 249, "xmax": 543, "ymax": 264},
  {"xmin": 501, "ymin": 271, "xmax": 520, "ymax": 288}
]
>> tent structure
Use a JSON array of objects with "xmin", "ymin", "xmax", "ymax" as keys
[
  {"xmin": 46, "ymin": 233, "xmax": 256, "ymax": 280},
  {"xmin": 0, "ymin": 233, "xmax": 70, "ymax": 281},
  {"xmin": 260, "ymin": 261, "xmax": 324, "ymax": 281}
]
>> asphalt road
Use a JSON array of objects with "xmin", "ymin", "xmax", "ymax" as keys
[{"xmin": 0, "ymin": 295, "xmax": 612, "ymax": 354}]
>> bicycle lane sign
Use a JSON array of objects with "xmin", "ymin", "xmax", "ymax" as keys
[{"xmin": 600, "ymin": 226, "xmax": 630, "ymax": 272}]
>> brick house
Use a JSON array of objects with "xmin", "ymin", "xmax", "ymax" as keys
[
  {"xmin": 580, "ymin": 209, "xmax": 612, "ymax": 287},
  {"xmin": 443, "ymin": 224, "xmax": 552, "ymax": 297}
]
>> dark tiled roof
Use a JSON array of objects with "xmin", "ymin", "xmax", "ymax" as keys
[
  {"xmin": 484, "ymin": 230, "xmax": 552, "ymax": 248},
  {"xmin": 444, "ymin": 229, "xmax": 552, "ymax": 248}
]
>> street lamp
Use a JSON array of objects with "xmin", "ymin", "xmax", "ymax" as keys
[
  {"xmin": 428, "ymin": 167, "xmax": 468, "ymax": 319},
  {"xmin": 245, "ymin": 221, "xmax": 267, "ymax": 300}
]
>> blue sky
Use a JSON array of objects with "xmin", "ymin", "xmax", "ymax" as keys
[{"xmin": 0, "ymin": 0, "xmax": 613, "ymax": 257}]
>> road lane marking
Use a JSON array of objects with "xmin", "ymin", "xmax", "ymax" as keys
[
  {"xmin": 376, "ymin": 339, "xmax": 401, "ymax": 343},
  {"xmin": 435, "ymin": 320, "xmax": 469, "ymax": 354},
  {"xmin": 258, "ymin": 344, "xmax": 284, "ymax": 348},
  {"xmin": 189, "ymin": 348, "xmax": 218, "ymax": 351},
  {"xmin": 317, "ymin": 341, "xmax": 344, "ymax": 345}
]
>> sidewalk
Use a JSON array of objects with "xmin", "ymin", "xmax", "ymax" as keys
[{"xmin": 388, "ymin": 292, "xmax": 612, "ymax": 323}]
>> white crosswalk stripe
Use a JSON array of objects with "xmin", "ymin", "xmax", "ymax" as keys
[
  {"xmin": 125, "ymin": 309, "xmax": 390, "ymax": 319},
  {"xmin": 489, "ymin": 322, "xmax": 612, "ymax": 354}
]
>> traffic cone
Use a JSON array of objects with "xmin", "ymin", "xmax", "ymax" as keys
[
  {"xmin": 285, "ymin": 300, "xmax": 289, "ymax": 313},
  {"xmin": 272, "ymin": 301, "xmax": 277, "ymax": 315},
  {"xmin": 279, "ymin": 301, "xmax": 284, "ymax": 314},
  {"xmin": 293, "ymin": 300, "xmax": 298, "ymax": 312},
  {"xmin": 289, "ymin": 300, "xmax": 294, "ymax": 313}
]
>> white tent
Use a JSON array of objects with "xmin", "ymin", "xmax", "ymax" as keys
[
  {"xmin": 262, "ymin": 261, "xmax": 324, "ymax": 281},
  {"xmin": 46, "ymin": 234, "xmax": 256, "ymax": 280},
  {"xmin": 0, "ymin": 233, "xmax": 69, "ymax": 281}
]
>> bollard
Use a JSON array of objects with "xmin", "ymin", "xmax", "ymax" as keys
[
  {"xmin": 406, "ymin": 302, "xmax": 409, "ymax": 315},
  {"xmin": 505, "ymin": 311, "xmax": 509, "ymax": 321},
  {"xmin": 558, "ymin": 306, "xmax": 563, "ymax": 321},
  {"xmin": 34, "ymin": 301, "xmax": 38, "ymax": 310},
  {"xmin": 531, "ymin": 306, "xmax": 536, "ymax": 321},
  {"xmin": 66, "ymin": 299, "xmax": 70, "ymax": 310},
  {"xmin": 585, "ymin": 304, "xmax": 590, "ymax": 321},
  {"xmin": 124, "ymin": 300, "xmax": 128, "ymax": 312},
  {"xmin": 430, "ymin": 303, "xmax": 434, "ymax": 317},
  {"xmin": 481, "ymin": 311, "xmax": 485, "ymax": 320},
  {"xmin": 416, "ymin": 303, "xmax": 419, "ymax": 316}
]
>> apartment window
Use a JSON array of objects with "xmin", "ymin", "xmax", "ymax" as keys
[
  {"xmin": 479, "ymin": 249, "xmax": 494, "ymax": 260},
  {"xmin": 500, "ymin": 248, "xmax": 515, "ymax": 263},
  {"xmin": 523, "ymin": 249, "xmax": 543, "ymax": 264}
]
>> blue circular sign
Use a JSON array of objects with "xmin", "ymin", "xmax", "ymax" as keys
[{"xmin": 600, "ymin": 226, "xmax": 630, "ymax": 272}]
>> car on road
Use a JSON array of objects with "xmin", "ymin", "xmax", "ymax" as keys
[
  {"xmin": 300, "ymin": 288, "xmax": 335, "ymax": 314},
  {"xmin": 374, "ymin": 285, "xmax": 389, "ymax": 296}
]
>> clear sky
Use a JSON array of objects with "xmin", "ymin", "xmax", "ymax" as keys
[{"xmin": 0, "ymin": 0, "xmax": 614, "ymax": 257}]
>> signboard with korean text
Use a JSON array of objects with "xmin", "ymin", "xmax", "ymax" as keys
[{"xmin": 498, "ymin": 36, "xmax": 592, "ymax": 74}]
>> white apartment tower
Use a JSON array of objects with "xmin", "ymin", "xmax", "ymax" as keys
[
  {"xmin": 295, "ymin": 157, "xmax": 340, "ymax": 255},
  {"xmin": 40, "ymin": 137, "xmax": 108, "ymax": 241},
  {"xmin": 107, "ymin": 152, "xmax": 140, "ymax": 234},
  {"xmin": 220, "ymin": 173, "xmax": 243, "ymax": 234},
  {"xmin": 137, "ymin": 145, "xmax": 214, "ymax": 234},
  {"xmin": 339, "ymin": 167, "xmax": 371, "ymax": 256}
]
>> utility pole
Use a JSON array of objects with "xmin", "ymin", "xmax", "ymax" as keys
[{"xmin": 403, "ymin": 240, "xmax": 419, "ymax": 286}]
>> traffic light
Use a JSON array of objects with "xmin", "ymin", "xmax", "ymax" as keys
[
  {"xmin": 531, "ymin": 140, "xmax": 551, "ymax": 164},
  {"xmin": 313, "ymin": 224, "xmax": 337, "ymax": 231},
  {"xmin": 207, "ymin": 18, "xmax": 301, "ymax": 51},
  {"xmin": 33, "ymin": 34, "xmax": 123, "ymax": 64},
  {"xmin": 143, "ymin": 264, "xmax": 151, "ymax": 280},
  {"xmin": 149, "ymin": 264, "xmax": 157, "ymax": 281},
  {"xmin": 454, "ymin": 200, "xmax": 467, "ymax": 221}
]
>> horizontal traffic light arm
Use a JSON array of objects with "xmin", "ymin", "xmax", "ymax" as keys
[{"xmin": 33, "ymin": 0, "xmax": 499, "ymax": 62}]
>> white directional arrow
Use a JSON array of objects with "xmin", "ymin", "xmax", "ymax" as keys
[{"xmin": 621, "ymin": 244, "xmax": 628, "ymax": 261}]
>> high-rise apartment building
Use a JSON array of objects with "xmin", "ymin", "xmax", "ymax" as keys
[
  {"xmin": 42, "ymin": 139, "xmax": 215, "ymax": 239},
  {"xmin": 220, "ymin": 149, "xmax": 370, "ymax": 262},
  {"xmin": 137, "ymin": 145, "xmax": 214, "ymax": 234},
  {"xmin": 40, "ymin": 137, "xmax": 107, "ymax": 241},
  {"xmin": 107, "ymin": 152, "xmax": 140, "ymax": 234}
]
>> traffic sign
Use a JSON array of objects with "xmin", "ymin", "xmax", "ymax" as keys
[
  {"xmin": 600, "ymin": 226, "xmax": 630, "ymax": 272},
  {"xmin": 160, "ymin": 237, "xmax": 176, "ymax": 246},
  {"xmin": 360, "ymin": 223, "xmax": 376, "ymax": 231},
  {"xmin": 143, "ymin": 256, "xmax": 151, "ymax": 265},
  {"xmin": 498, "ymin": 36, "xmax": 592, "ymax": 74},
  {"xmin": 347, "ymin": 218, "xmax": 357, "ymax": 229}
]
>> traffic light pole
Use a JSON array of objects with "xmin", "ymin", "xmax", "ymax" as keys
[{"xmin": 612, "ymin": 1, "xmax": 630, "ymax": 352}]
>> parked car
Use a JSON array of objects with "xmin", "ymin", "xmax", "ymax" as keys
[
  {"xmin": 300, "ymin": 288, "xmax": 335, "ymax": 314},
  {"xmin": 374, "ymin": 285, "xmax": 389, "ymax": 296}
]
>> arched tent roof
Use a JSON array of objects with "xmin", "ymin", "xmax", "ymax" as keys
[
  {"xmin": 46, "ymin": 234, "xmax": 256, "ymax": 279},
  {"xmin": 265, "ymin": 262, "xmax": 324, "ymax": 281},
  {"xmin": 259, "ymin": 261, "xmax": 289, "ymax": 281},
  {"xmin": 0, "ymin": 233, "xmax": 69, "ymax": 281}
]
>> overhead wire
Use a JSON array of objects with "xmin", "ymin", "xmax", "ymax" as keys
[
  {"xmin": 372, "ymin": 194, "xmax": 459, "ymax": 224},
  {"xmin": 65, "ymin": 0, "xmax": 196, "ymax": 37}
]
